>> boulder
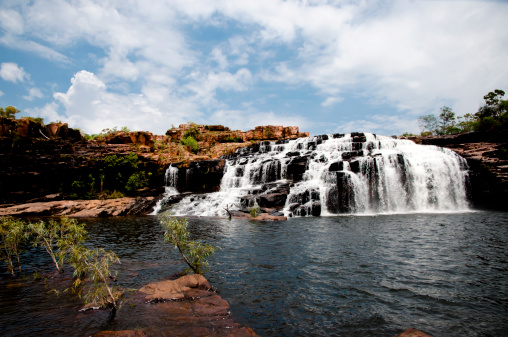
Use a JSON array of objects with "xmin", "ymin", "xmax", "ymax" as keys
[
  {"xmin": 45, "ymin": 123, "xmax": 83, "ymax": 141},
  {"xmin": 139, "ymin": 274, "xmax": 211, "ymax": 301},
  {"xmin": 94, "ymin": 275, "xmax": 259, "ymax": 337},
  {"xmin": 258, "ymin": 193, "xmax": 288, "ymax": 208}
]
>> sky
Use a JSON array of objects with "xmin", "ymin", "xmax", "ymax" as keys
[{"xmin": 0, "ymin": 0, "xmax": 507, "ymax": 137}]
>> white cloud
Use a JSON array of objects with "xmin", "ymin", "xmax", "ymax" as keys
[
  {"xmin": 0, "ymin": 9, "xmax": 24, "ymax": 35},
  {"xmin": 321, "ymin": 97, "xmax": 342, "ymax": 107},
  {"xmin": 3, "ymin": 0, "xmax": 507, "ymax": 137},
  {"xmin": 22, "ymin": 87, "xmax": 44, "ymax": 101},
  {"xmin": 0, "ymin": 62, "xmax": 29, "ymax": 83},
  {"xmin": 0, "ymin": 90, "xmax": 3, "ymax": 96},
  {"xmin": 49, "ymin": 70, "xmax": 202, "ymax": 134},
  {"xmin": 185, "ymin": 68, "xmax": 253, "ymax": 105}
]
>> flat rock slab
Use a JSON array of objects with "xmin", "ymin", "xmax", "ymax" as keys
[
  {"xmin": 93, "ymin": 275, "xmax": 259, "ymax": 337},
  {"xmin": 0, "ymin": 197, "xmax": 155, "ymax": 217}
]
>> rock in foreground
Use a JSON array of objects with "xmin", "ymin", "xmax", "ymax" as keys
[
  {"xmin": 93, "ymin": 274, "xmax": 258, "ymax": 337},
  {"xmin": 0, "ymin": 197, "xmax": 156, "ymax": 217}
]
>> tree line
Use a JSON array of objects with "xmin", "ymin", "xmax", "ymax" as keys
[{"xmin": 409, "ymin": 89, "xmax": 507, "ymax": 136}]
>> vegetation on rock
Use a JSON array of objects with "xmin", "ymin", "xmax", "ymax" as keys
[{"xmin": 413, "ymin": 89, "xmax": 507, "ymax": 136}]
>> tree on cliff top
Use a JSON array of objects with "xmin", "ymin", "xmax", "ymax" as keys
[{"xmin": 0, "ymin": 106, "xmax": 20, "ymax": 119}]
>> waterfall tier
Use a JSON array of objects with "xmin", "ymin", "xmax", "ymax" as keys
[{"xmin": 156, "ymin": 133, "xmax": 470, "ymax": 217}]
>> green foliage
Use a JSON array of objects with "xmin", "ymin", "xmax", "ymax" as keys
[
  {"xmin": 125, "ymin": 172, "xmax": 149, "ymax": 193},
  {"xmin": 102, "ymin": 152, "xmax": 139, "ymax": 192},
  {"xmin": 0, "ymin": 217, "xmax": 27, "ymax": 275},
  {"xmin": 474, "ymin": 89, "xmax": 508, "ymax": 132},
  {"xmin": 70, "ymin": 174, "xmax": 96, "ymax": 199},
  {"xmin": 183, "ymin": 123, "xmax": 200, "ymax": 139},
  {"xmin": 438, "ymin": 106, "xmax": 456, "ymax": 134},
  {"xmin": 418, "ymin": 114, "xmax": 439, "ymax": 135},
  {"xmin": 21, "ymin": 116, "xmax": 44, "ymax": 124},
  {"xmin": 224, "ymin": 136, "xmax": 242, "ymax": 143},
  {"xmin": 159, "ymin": 214, "xmax": 219, "ymax": 275},
  {"xmin": 181, "ymin": 136, "xmax": 200, "ymax": 154},
  {"xmin": 418, "ymin": 106, "xmax": 462, "ymax": 135},
  {"xmin": 105, "ymin": 190, "xmax": 126, "ymax": 199},
  {"xmin": 401, "ymin": 132, "xmax": 416, "ymax": 137},
  {"xmin": 249, "ymin": 203, "xmax": 260, "ymax": 218},
  {"xmin": 28, "ymin": 217, "xmax": 87, "ymax": 273},
  {"xmin": 68, "ymin": 245, "xmax": 121, "ymax": 309},
  {"xmin": 84, "ymin": 126, "xmax": 130, "ymax": 140},
  {"xmin": 0, "ymin": 106, "xmax": 20, "ymax": 119}
]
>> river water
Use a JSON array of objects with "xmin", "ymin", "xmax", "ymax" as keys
[{"xmin": 1, "ymin": 211, "xmax": 507, "ymax": 336}]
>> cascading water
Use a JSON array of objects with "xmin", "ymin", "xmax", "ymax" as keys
[
  {"xmin": 156, "ymin": 133, "xmax": 470, "ymax": 217},
  {"xmin": 151, "ymin": 166, "xmax": 180, "ymax": 214}
]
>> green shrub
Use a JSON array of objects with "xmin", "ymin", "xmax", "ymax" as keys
[
  {"xmin": 125, "ymin": 172, "xmax": 149, "ymax": 193},
  {"xmin": 249, "ymin": 203, "xmax": 260, "ymax": 218},
  {"xmin": 181, "ymin": 136, "xmax": 200, "ymax": 154}
]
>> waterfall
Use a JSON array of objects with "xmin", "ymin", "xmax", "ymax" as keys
[
  {"xmin": 150, "ymin": 166, "xmax": 180, "ymax": 214},
  {"xmin": 156, "ymin": 133, "xmax": 470, "ymax": 217}
]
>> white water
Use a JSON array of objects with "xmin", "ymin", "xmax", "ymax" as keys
[
  {"xmin": 157, "ymin": 133, "xmax": 470, "ymax": 217},
  {"xmin": 150, "ymin": 166, "xmax": 180, "ymax": 214}
]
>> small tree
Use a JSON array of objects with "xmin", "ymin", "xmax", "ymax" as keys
[
  {"xmin": 68, "ymin": 245, "xmax": 121, "ymax": 310},
  {"xmin": 418, "ymin": 114, "xmax": 439, "ymax": 135},
  {"xmin": 159, "ymin": 214, "xmax": 219, "ymax": 275},
  {"xmin": 0, "ymin": 217, "xmax": 27, "ymax": 275},
  {"xmin": 29, "ymin": 217, "xmax": 87, "ymax": 273},
  {"xmin": 0, "ymin": 106, "xmax": 20, "ymax": 119},
  {"xmin": 438, "ymin": 106, "xmax": 456, "ymax": 134}
]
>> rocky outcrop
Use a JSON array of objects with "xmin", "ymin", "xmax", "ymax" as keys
[
  {"xmin": 108, "ymin": 274, "xmax": 259, "ymax": 337},
  {"xmin": 0, "ymin": 197, "xmax": 156, "ymax": 217}
]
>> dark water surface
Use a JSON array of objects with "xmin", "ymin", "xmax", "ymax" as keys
[{"xmin": 1, "ymin": 211, "xmax": 507, "ymax": 336}]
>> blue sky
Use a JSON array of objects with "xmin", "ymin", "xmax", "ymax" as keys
[{"xmin": 0, "ymin": 0, "xmax": 507, "ymax": 136}]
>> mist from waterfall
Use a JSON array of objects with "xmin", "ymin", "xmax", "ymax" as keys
[{"xmin": 158, "ymin": 133, "xmax": 470, "ymax": 217}]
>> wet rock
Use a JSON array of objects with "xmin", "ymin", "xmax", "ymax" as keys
[
  {"xmin": 286, "ymin": 156, "xmax": 308, "ymax": 182},
  {"xmin": 328, "ymin": 161, "xmax": 344, "ymax": 171},
  {"xmin": 392, "ymin": 328, "xmax": 432, "ymax": 337},
  {"xmin": 139, "ymin": 274, "xmax": 211, "ymax": 301},
  {"xmin": 258, "ymin": 193, "xmax": 288, "ymax": 208}
]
